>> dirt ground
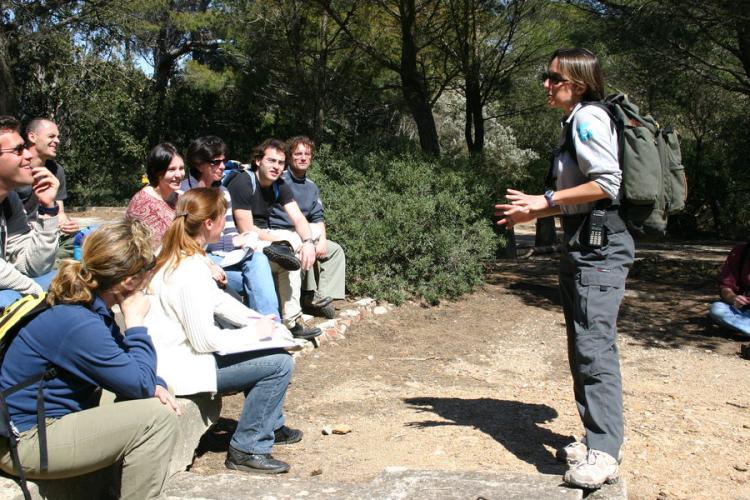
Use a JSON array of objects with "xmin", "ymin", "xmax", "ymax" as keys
[
  {"xmin": 180, "ymin": 232, "xmax": 749, "ymax": 500},
  {"xmin": 73, "ymin": 209, "xmax": 748, "ymax": 499}
]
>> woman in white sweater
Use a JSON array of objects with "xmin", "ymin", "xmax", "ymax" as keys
[{"xmin": 146, "ymin": 187, "xmax": 302, "ymax": 474}]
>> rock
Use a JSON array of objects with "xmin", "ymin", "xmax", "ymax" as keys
[
  {"xmin": 355, "ymin": 298, "xmax": 374, "ymax": 308},
  {"xmin": 322, "ymin": 426, "xmax": 333, "ymax": 435},
  {"xmin": 168, "ymin": 394, "xmax": 222, "ymax": 477},
  {"xmin": 332, "ymin": 424, "xmax": 352, "ymax": 435},
  {"xmin": 373, "ymin": 306, "xmax": 388, "ymax": 315}
]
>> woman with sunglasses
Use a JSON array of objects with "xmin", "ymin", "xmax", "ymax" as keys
[
  {"xmin": 126, "ymin": 143, "xmax": 186, "ymax": 248},
  {"xmin": 0, "ymin": 219, "xmax": 180, "ymax": 499},
  {"xmin": 495, "ymin": 48, "xmax": 634, "ymax": 490},
  {"xmin": 146, "ymin": 187, "xmax": 302, "ymax": 475}
]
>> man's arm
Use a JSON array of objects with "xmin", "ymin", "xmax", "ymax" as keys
[
  {"xmin": 311, "ymin": 222, "xmax": 327, "ymax": 258},
  {"xmin": 0, "ymin": 258, "xmax": 44, "ymax": 295},
  {"xmin": 56, "ymin": 200, "xmax": 80, "ymax": 235},
  {"xmin": 6, "ymin": 216, "xmax": 59, "ymax": 277},
  {"xmin": 284, "ymin": 201, "xmax": 316, "ymax": 269}
]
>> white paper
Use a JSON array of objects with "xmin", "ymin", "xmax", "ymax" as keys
[
  {"xmin": 219, "ymin": 247, "xmax": 253, "ymax": 268},
  {"xmin": 216, "ymin": 336, "xmax": 306, "ymax": 356}
]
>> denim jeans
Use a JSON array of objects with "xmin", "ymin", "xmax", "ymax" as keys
[
  {"xmin": 215, "ymin": 349, "xmax": 293, "ymax": 455},
  {"xmin": 208, "ymin": 252, "xmax": 279, "ymax": 317},
  {"xmin": 0, "ymin": 270, "xmax": 57, "ymax": 309},
  {"xmin": 709, "ymin": 301, "xmax": 750, "ymax": 336}
]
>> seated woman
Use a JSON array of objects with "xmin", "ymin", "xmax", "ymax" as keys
[
  {"xmin": 146, "ymin": 187, "xmax": 302, "ymax": 474},
  {"xmin": 709, "ymin": 242, "xmax": 750, "ymax": 337},
  {"xmin": 180, "ymin": 135, "xmax": 280, "ymax": 319},
  {"xmin": 126, "ymin": 143, "xmax": 185, "ymax": 248},
  {"xmin": 0, "ymin": 219, "xmax": 180, "ymax": 499}
]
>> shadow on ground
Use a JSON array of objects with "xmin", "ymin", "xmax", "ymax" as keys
[
  {"xmin": 194, "ymin": 417, "xmax": 237, "ymax": 459},
  {"xmin": 404, "ymin": 397, "xmax": 570, "ymax": 475},
  {"xmin": 487, "ymin": 241, "xmax": 749, "ymax": 355}
]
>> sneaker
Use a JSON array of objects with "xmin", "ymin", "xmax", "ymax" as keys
[
  {"xmin": 225, "ymin": 446, "xmax": 290, "ymax": 474},
  {"xmin": 563, "ymin": 449, "xmax": 619, "ymax": 489},
  {"xmin": 274, "ymin": 425, "xmax": 303, "ymax": 445},
  {"xmin": 289, "ymin": 322, "xmax": 322, "ymax": 340},
  {"xmin": 556, "ymin": 440, "xmax": 587, "ymax": 465},
  {"xmin": 263, "ymin": 241, "xmax": 301, "ymax": 271}
]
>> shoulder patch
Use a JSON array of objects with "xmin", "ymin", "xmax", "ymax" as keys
[{"xmin": 576, "ymin": 121, "xmax": 594, "ymax": 143}]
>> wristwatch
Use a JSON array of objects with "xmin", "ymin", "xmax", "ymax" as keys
[
  {"xmin": 37, "ymin": 204, "xmax": 60, "ymax": 216},
  {"xmin": 544, "ymin": 190, "xmax": 557, "ymax": 208},
  {"xmin": 302, "ymin": 238, "xmax": 314, "ymax": 245}
]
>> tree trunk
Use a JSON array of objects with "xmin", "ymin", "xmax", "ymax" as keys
[
  {"xmin": 0, "ymin": 31, "xmax": 16, "ymax": 116},
  {"xmin": 535, "ymin": 216, "xmax": 556, "ymax": 247},
  {"xmin": 399, "ymin": 0, "xmax": 440, "ymax": 156},
  {"xmin": 464, "ymin": 70, "xmax": 484, "ymax": 153}
]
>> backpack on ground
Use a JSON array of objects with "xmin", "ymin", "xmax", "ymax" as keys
[
  {"xmin": 564, "ymin": 93, "xmax": 688, "ymax": 238},
  {"xmin": 0, "ymin": 293, "xmax": 55, "ymax": 500}
]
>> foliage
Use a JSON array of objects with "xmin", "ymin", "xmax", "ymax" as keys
[
  {"xmin": 2, "ymin": 0, "xmax": 750, "ymax": 301},
  {"xmin": 310, "ymin": 146, "xmax": 496, "ymax": 304}
]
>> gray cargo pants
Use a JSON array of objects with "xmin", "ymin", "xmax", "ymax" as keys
[{"xmin": 559, "ymin": 212, "xmax": 634, "ymax": 459}]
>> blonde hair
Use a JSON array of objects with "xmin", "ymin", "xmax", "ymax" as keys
[
  {"xmin": 47, "ymin": 219, "xmax": 155, "ymax": 305},
  {"xmin": 155, "ymin": 187, "xmax": 228, "ymax": 275},
  {"xmin": 550, "ymin": 48, "xmax": 605, "ymax": 102}
]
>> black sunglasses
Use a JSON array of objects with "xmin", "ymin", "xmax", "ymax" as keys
[
  {"xmin": 0, "ymin": 143, "xmax": 26, "ymax": 156},
  {"xmin": 540, "ymin": 71, "xmax": 569, "ymax": 85},
  {"xmin": 206, "ymin": 158, "xmax": 225, "ymax": 167}
]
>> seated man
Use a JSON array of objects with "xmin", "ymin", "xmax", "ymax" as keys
[
  {"xmin": 268, "ymin": 136, "xmax": 345, "ymax": 319},
  {"xmin": 709, "ymin": 242, "xmax": 750, "ymax": 337},
  {"xmin": 181, "ymin": 136, "xmax": 279, "ymax": 319},
  {"xmin": 17, "ymin": 118, "xmax": 79, "ymax": 260},
  {"xmin": 0, "ymin": 116, "xmax": 60, "ymax": 308},
  {"xmin": 226, "ymin": 139, "xmax": 321, "ymax": 340}
]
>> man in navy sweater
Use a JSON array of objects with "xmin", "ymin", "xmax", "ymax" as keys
[{"xmin": 268, "ymin": 137, "xmax": 345, "ymax": 319}]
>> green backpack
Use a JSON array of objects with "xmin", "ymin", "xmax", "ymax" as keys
[{"xmin": 564, "ymin": 93, "xmax": 688, "ymax": 237}]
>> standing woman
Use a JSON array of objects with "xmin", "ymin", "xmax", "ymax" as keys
[
  {"xmin": 126, "ymin": 143, "xmax": 185, "ymax": 248},
  {"xmin": 495, "ymin": 48, "xmax": 633, "ymax": 490},
  {"xmin": 146, "ymin": 187, "xmax": 302, "ymax": 474},
  {"xmin": 0, "ymin": 219, "xmax": 179, "ymax": 499}
]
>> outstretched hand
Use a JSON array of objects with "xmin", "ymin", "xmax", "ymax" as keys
[{"xmin": 494, "ymin": 189, "xmax": 543, "ymax": 228}]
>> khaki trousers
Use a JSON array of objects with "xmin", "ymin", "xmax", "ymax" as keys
[
  {"xmin": 268, "ymin": 228, "xmax": 346, "ymax": 302},
  {"xmin": 0, "ymin": 398, "xmax": 178, "ymax": 500}
]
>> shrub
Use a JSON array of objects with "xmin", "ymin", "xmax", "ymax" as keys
[{"xmin": 310, "ymin": 147, "xmax": 496, "ymax": 305}]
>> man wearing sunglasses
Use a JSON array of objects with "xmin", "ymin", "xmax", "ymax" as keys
[{"xmin": 0, "ymin": 116, "xmax": 60, "ymax": 308}]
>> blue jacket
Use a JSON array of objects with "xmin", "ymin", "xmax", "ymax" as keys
[{"xmin": 0, "ymin": 296, "xmax": 165, "ymax": 432}]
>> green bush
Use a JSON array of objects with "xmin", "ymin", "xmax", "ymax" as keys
[{"xmin": 311, "ymin": 147, "xmax": 496, "ymax": 305}]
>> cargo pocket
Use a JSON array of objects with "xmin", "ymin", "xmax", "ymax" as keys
[{"xmin": 575, "ymin": 267, "xmax": 626, "ymax": 376}]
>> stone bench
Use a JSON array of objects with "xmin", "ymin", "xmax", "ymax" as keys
[{"xmin": 0, "ymin": 393, "xmax": 220, "ymax": 500}]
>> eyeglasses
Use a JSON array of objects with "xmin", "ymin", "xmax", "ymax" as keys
[
  {"xmin": 206, "ymin": 158, "xmax": 225, "ymax": 167},
  {"xmin": 0, "ymin": 143, "xmax": 26, "ymax": 156},
  {"xmin": 540, "ymin": 71, "xmax": 569, "ymax": 85}
]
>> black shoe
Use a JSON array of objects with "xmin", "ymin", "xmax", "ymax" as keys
[
  {"xmin": 302, "ymin": 291, "xmax": 333, "ymax": 308},
  {"xmin": 225, "ymin": 446, "xmax": 290, "ymax": 474},
  {"xmin": 263, "ymin": 241, "xmax": 301, "ymax": 271},
  {"xmin": 289, "ymin": 323, "xmax": 322, "ymax": 340},
  {"xmin": 274, "ymin": 426, "xmax": 303, "ymax": 445}
]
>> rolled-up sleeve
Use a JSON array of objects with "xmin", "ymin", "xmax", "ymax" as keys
[{"xmin": 572, "ymin": 107, "xmax": 621, "ymax": 200}]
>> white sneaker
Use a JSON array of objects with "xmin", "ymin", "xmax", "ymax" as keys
[
  {"xmin": 563, "ymin": 449, "xmax": 619, "ymax": 489},
  {"xmin": 556, "ymin": 440, "xmax": 587, "ymax": 465}
]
